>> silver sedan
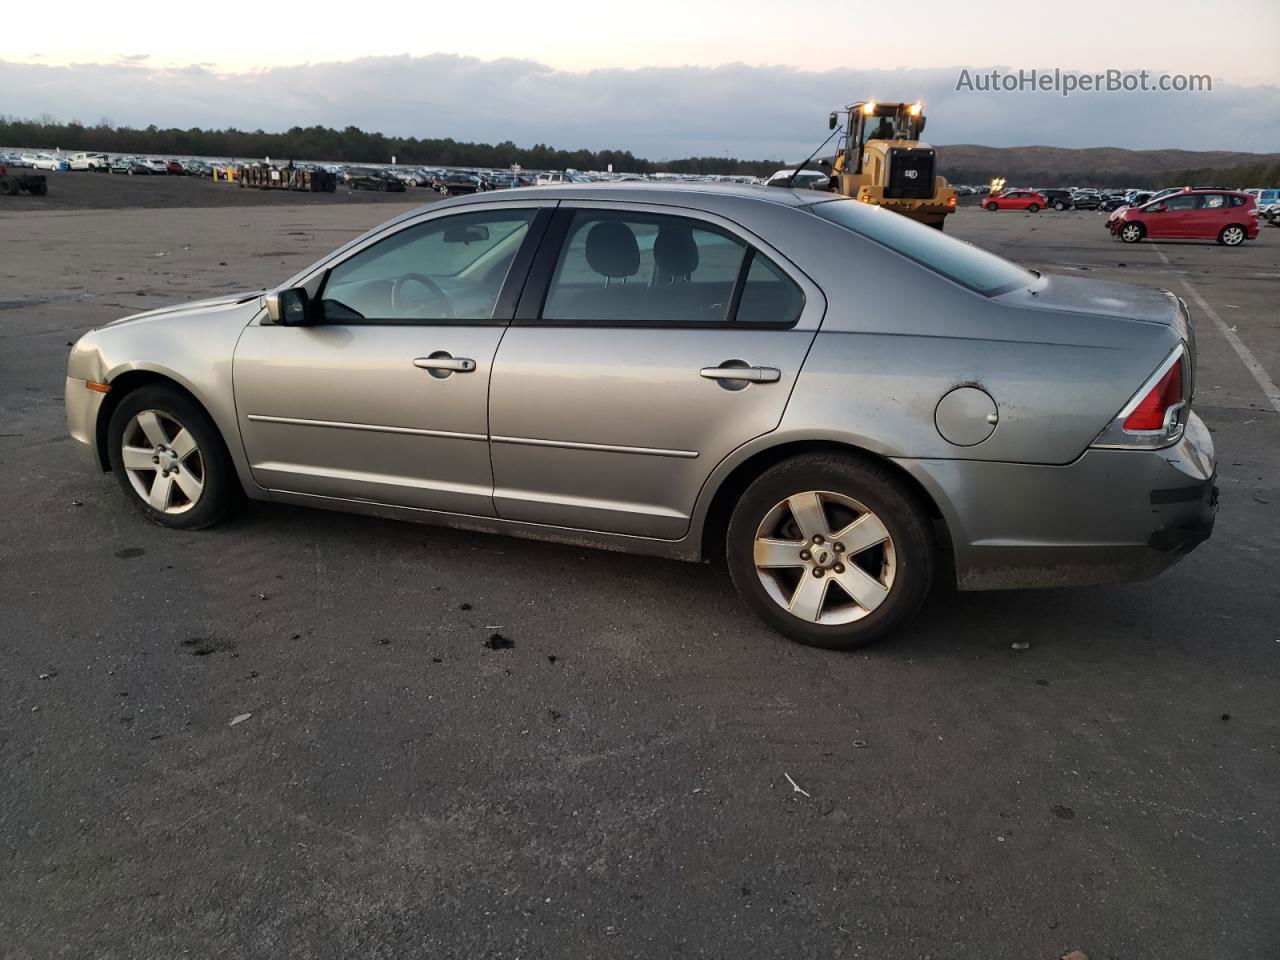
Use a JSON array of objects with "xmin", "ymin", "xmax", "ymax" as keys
[{"xmin": 65, "ymin": 184, "xmax": 1217, "ymax": 649}]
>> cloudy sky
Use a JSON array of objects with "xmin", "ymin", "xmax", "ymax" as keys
[{"xmin": 5, "ymin": 0, "xmax": 1278, "ymax": 158}]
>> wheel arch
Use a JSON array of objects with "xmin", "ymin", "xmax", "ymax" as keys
[
  {"xmin": 95, "ymin": 369, "xmax": 219, "ymax": 472},
  {"xmin": 697, "ymin": 438, "xmax": 954, "ymax": 566}
]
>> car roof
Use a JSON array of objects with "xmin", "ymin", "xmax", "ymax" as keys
[{"xmin": 422, "ymin": 180, "xmax": 829, "ymax": 212}]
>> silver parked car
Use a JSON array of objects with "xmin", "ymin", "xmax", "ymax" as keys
[{"xmin": 65, "ymin": 184, "xmax": 1217, "ymax": 649}]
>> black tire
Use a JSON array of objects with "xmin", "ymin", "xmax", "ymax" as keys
[
  {"xmin": 28, "ymin": 182, "xmax": 48, "ymax": 196},
  {"xmin": 725, "ymin": 454, "xmax": 935, "ymax": 650},
  {"xmin": 1027, "ymin": 203, "xmax": 1040, "ymax": 213},
  {"xmin": 1054, "ymin": 201, "xmax": 1067, "ymax": 211},
  {"xmin": 0, "ymin": 177, "xmax": 16, "ymax": 196},
  {"xmin": 986, "ymin": 201, "xmax": 998, "ymax": 211},
  {"xmin": 106, "ymin": 384, "xmax": 243, "ymax": 530}
]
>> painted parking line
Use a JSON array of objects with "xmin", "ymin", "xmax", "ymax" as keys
[{"xmin": 1152, "ymin": 244, "xmax": 1280, "ymax": 414}]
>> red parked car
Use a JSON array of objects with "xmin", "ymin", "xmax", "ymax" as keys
[
  {"xmin": 982, "ymin": 190, "xmax": 1047, "ymax": 212},
  {"xmin": 1110, "ymin": 189, "xmax": 1259, "ymax": 246}
]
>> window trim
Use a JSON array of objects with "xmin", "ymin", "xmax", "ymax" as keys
[{"xmin": 513, "ymin": 203, "xmax": 809, "ymax": 330}]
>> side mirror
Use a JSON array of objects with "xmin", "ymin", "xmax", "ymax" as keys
[{"xmin": 266, "ymin": 287, "xmax": 311, "ymax": 325}]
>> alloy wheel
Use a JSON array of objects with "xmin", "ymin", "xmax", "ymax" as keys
[
  {"xmin": 1221, "ymin": 226, "xmax": 1245, "ymax": 246},
  {"xmin": 1121, "ymin": 224, "xmax": 1142, "ymax": 242},
  {"xmin": 120, "ymin": 409, "xmax": 205, "ymax": 514},
  {"xmin": 752, "ymin": 491, "xmax": 896, "ymax": 625}
]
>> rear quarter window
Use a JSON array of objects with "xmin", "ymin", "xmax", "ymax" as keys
[{"xmin": 811, "ymin": 199, "xmax": 1035, "ymax": 297}]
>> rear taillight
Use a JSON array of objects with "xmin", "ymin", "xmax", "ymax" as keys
[
  {"xmin": 1123, "ymin": 360, "xmax": 1183, "ymax": 430},
  {"xmin": 1092, "ymin": 345, "xmax": 1190, "ymax": 449}
]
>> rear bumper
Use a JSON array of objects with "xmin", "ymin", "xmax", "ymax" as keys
[{"xmin": 895, "ymin": 412, "xmax": 1218, "ymax": 591}]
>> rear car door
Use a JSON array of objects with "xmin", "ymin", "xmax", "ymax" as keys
[
  {"xmin": 1194, "ymin": 192, "xmax": 1229, "ymax": 237},
  {"xmin": 234, "ymin": 203, "xmax": 548, "ymax": 515},
  {"xmin": 487, "ymin": 203, "xmax": 824, "ymax": 539}
]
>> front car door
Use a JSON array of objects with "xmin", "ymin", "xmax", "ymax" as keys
[
  {"xmin": 234, "ymin": 202, "xmax": 548, "ymax": 515},
  {"xmin": 1148, "ymin": 192, "xmax": 1199, "ymax": 237},
  {"xmin": 487, "ymin": 202, "xmax": 824, "ymax": 539}
]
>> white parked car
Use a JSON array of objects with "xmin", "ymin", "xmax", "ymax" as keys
[
  {"xmin": 69, "ymin": 152, "xmax": 110, "ymax": 172},
  {"xmin": 765, "ymin": 169, "xmax": 830, "ymax": 190},
  {"xmin": 143, "ymin": 158, "xmax": 169, "ymax": 175},
  {"xmin": 26, "ymin": 153, "xmax": 69, "ymax": 171}
]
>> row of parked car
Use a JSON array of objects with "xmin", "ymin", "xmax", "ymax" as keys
[
  {"xmin": 979, "ymin": 183, "xmax": 1264, "ymax": 245},
  {"xmin": 335, "ymin": 165, "xmax": 596, "ymax": 194}
]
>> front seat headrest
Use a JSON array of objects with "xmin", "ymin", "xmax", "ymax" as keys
[
  {"xmin": 654, "ymin": 225, "xmax": 700, "ymax": 281},
  {"xmin": 585, "ymin": 221, "xmax": 640, "ymax": 280}
]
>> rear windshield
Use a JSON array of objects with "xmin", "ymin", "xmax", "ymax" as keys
[{"xmin": 811, "ymin": 199, "xmax": 1035, "ymax": 297}]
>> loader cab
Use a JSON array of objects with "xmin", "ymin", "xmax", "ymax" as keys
[{"xmin": 832, "ymin": 100, "xmax": 927, "ymax": 176}]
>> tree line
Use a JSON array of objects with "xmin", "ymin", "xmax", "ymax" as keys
[{"xmin": 0, "ymin": 116, "xmax": 786, "ymax": 177}]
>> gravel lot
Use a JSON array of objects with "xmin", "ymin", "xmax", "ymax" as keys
[{"xmin": 2, "ymin": 185, "xmax": 1278, "ymax": 959}]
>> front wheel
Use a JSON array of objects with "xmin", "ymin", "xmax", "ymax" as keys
[
  {"xmin": 1218, "ymin": 225, "xmax": 1246, "ymax": 246},
  {"xmin": 985, "ymin": 201, "xmax": 998, "ymax": 211},
  {"xmin": 1119, "ymin": 223, "xmax": 1145, "ymax": 243},
  {"xmin": 725, "ymin": 455, "xmax": 934, "ymax": 650},
  {"xmin": 106, "ymin": 385, "xmax": 243, "ymax": 530}
]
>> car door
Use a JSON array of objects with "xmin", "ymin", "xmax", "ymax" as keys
[
  {"xmin": 234, "ymin": 203, "xmax": 549, "ymax": 515},
  {"xmin": 1149, "ymin": 193, "xmax": 1198, "ymax": 237},
  {"xmin": 487, "ymin": 203, "xmax": 824, "ymax": 539},
  {"xmin": 1193, "ymin": 192, "xmax": 1228, "ymax": 238}
]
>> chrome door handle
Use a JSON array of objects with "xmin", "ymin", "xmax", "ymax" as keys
[
  {"xmin": 413, "ymin": 356, "xmax": 476, "ymax": 373},
  {"xmin": 700, "ymin": 365, "xmax": 781, "ymax": 383}
]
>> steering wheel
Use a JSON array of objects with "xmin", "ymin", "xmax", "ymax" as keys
[{"xmin": 390, "ymin": 272, "xmax": 457, "ymax": 319}]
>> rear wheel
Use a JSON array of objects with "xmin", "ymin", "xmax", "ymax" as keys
[
  {"xmin": 0, "ymin": 177, "xmax": 16, "ymax": 196},
  {"xmin": 106, "ymin": 385, "xmax": 243, "ymax": 530},
  {"xmin": 1120, "ymin": 222, "xmax": 1145, "ymax": 243},
  {"xmin": 1054, "ymin": 201, "xmax": 1068, "ymax": 211},
  {"xmin": 1027, "ymin": 203, "xmax": 1040, "ymax": 212},
  {"xmin": 726, "ymin": 455, "xmax": 934, "ymax": 650},
  {"xmin": 1218, "ymin": 224, "xmax": 1246, "ymax": 246}
]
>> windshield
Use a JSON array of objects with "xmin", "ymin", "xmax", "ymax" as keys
[{"xmin": 811, "ymin": 199, "xmax": 1035, "ymax": 297}]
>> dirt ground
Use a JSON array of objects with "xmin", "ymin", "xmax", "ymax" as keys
[{"xmin": 1, "ymin": 198, "xmax": 1278, "ymax": 960}]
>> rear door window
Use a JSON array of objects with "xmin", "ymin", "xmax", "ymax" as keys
[{"xmin": 538, "ymin": 209, "xmax": 804, "ymax": 327}]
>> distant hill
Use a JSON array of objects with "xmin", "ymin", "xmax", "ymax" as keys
[{"xmin": 935, "ymin": 144, "xmax": 1280, "ymax": 187}]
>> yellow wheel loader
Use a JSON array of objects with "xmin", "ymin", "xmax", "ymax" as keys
[{"xmin": 827, "ymin": 100, "xmax": 957, "ymax": 230}]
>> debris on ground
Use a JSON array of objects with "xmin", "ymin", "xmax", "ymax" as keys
[
  {"xmin": 229, "ymin": 713, "xmax": 252, "ymax": 726},
  {"xmin": 1011, "ymin": 640, "xmax": 1030, "ymax": 651},
  {"xmin": 852, "ymin": 739, "xmax": 867, "ymax": 748},
  {"xmin": 458, "ymin": 602, "xmax": 472, "ymax": 611},
  {"xmin": 484, "ymin": 632, "xmax": 514, "ymax": 650},
  {"xmin": 783, "ymin": 772, "xmax": 810, "ymax": 798},
  {"xmin": 1061, "ymin": 952, "xmax": 1090, "ymax": 960}
]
